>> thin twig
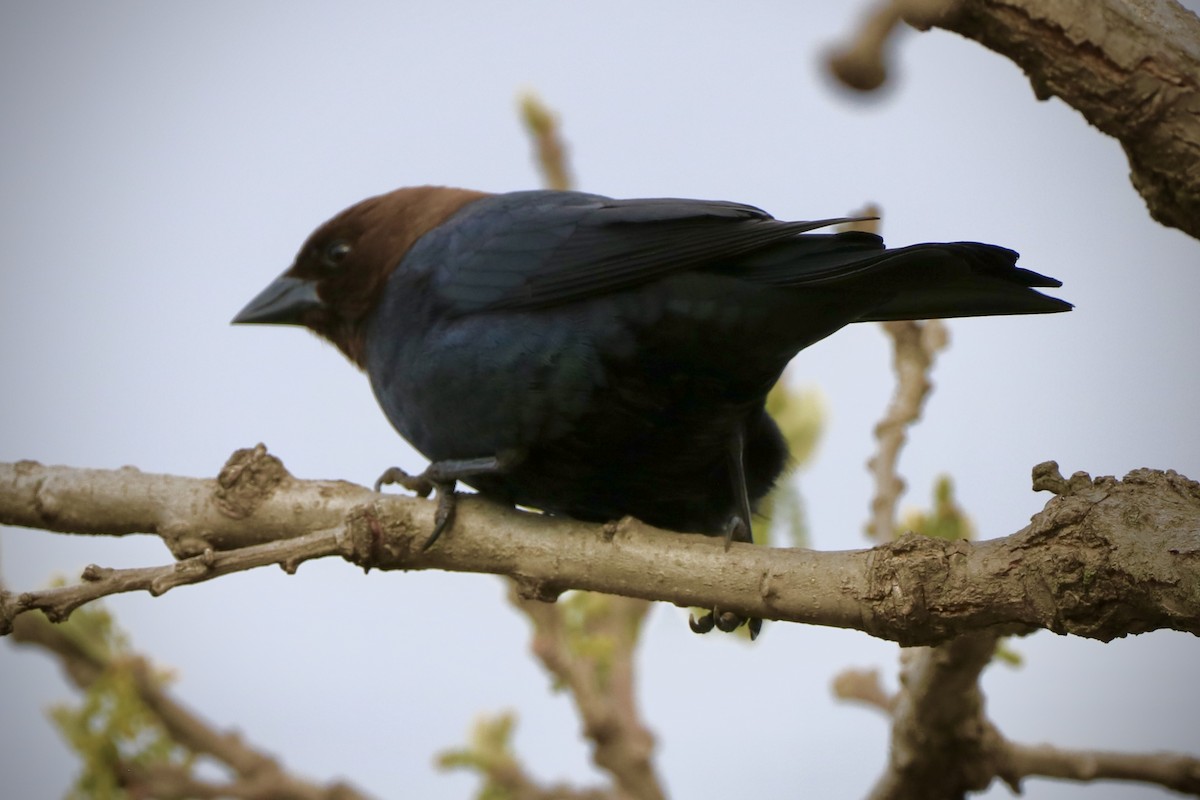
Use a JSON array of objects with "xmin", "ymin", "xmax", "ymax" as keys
[
  {"xmin": 520, "ymin": 92, "xmax": 573, "ymax": 191},
  {"xmin": 831, "ymin": 667, "xmax": 895, "ymax": 713},
  {"xmin": 865, "ymin": 318, "xmax": 948, "ymax": 541},
  {"xmin": 845, "ymin": 209, "xmax": 951, "ymax": 543},
  {"xmin": 6, "ymin": 527, "xmax": 345, "ymax": 625}
]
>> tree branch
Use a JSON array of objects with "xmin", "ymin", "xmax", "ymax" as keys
[
  {"xmin": 833, "ymin": 0, "xmax": 1200, "ymax": 241},
  {"xmin": 3, "ymin": 452, "xmax": 1198, "ymax": 645},
  {"xmin": 857, "ymin": 631, "xmax": 1200, "ymax": 798},
  {"xmin": 922, "ymin": 0, "xmax": 1200, "ymax": 240},
  {"xmin": 0, "ymin": 445, "xmax": 376, "ymax": 557},
  {"xmin": 994, "ymin": 737, "xmax": 1200, "ymax": 795},
  {"xmin": 2, "ymin": 527, "xmax": 346, "ymax": 626},
  {"xmin": 869, "ymin": 633, "xmax": 1000, "ymax": 799}
]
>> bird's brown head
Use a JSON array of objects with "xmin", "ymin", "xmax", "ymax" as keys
[{"xmin": 233, "ymin": 185, "xmax": 488, "ymax": 367}]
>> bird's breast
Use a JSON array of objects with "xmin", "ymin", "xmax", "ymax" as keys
[{"xmin": 364, "ymin": 301, "xmax": 623, "ymax": 461}]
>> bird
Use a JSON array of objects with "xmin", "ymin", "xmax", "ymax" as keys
[{"xmin": 234, "ymin": 186, "xmax": 1071, "ymax": 638}]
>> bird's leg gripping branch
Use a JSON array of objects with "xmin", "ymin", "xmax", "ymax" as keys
[
  {"xmin": 690, "ymin": 427, "xmax": 763, "ymax": 639},
  {"xmin": 374, "ymin": 452, "xmax": 520, "ymax": 550}
]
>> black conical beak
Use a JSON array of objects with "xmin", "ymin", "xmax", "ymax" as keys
[{"xmin": 232, "ymin": 275, "xmax": 323, "ymax": 325}]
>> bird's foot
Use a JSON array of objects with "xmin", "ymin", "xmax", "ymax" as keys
[
  {"xmin": 688, "ymin": 607, "xmax": 762, "ymax": 640},
  {"xmin": 374, "ymin": 454, "xmax": 518, "ymax": 551},
  {"xmin": 374, "ymin": 465, "xmax": 458, "ymax": 551},
  {"xmin": 688, "ymin": 512, "xmax": 764, "ymax": 639}
]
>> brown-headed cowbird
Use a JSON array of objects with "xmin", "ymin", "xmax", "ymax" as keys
[{"xmin": 234, "ymin": 187, "xmax": 1070, "ymax": 637}]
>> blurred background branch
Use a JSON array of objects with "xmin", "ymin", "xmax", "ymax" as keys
[
  {"xmin": 829, "ymin": 0, "xmax": 1200, "ymax": 240},
  {"xmin": 10, "ymin": 606, "xmax": 372, "ymax": 800}
]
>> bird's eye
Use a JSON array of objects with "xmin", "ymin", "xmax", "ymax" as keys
[{"xmin": 323, "ymin": 240, "xmax": 353, "ymax": 268}]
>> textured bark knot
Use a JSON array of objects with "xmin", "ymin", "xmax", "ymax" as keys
[
  {"xmin": 212, "ymin": 444, "xmax": 289, "ymax": 519},
  {"xmin": 343, "ymin": 504, "xmax": 408, "ymax": 568},
  {"xmin": 1032, "ymin": 461, "xmax": 1068, "ymax": 494}
]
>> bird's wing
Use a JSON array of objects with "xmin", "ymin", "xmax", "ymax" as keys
[{"xmin": 428, "ymin": 191, "xmax": 867, "ymax": 313}]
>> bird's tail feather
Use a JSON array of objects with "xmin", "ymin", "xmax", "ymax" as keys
[
  {"xmin": 849, "ymin": 242, "xmax": 1072, "ymax": 320},
  {"xmin": 745, "ymin": 236, "xmax": 1071, "ymax": 319}
]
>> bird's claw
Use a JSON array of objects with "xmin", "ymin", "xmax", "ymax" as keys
[
  {"xmin": 689, "ymin": 610, "xmax": 716, "ymax": 634},
  {"xmin": 374, "ymin": 466, "xmax": 457, "ymax": 550},
  {"xmin": 691, "ymin": 509, "xmax": 763, "ymax": 639},
  {"xmin": 422, "ymin": 487, "xmax": 458, "ymax": 551},
  {"xmin": 721, "ymin": 514, "xmax": 752, "ymax": 551},
  {"xmin": 715, "ymin": 609, "xmax": 742, "ymax": 632},
  {"xmin": 688, "ymin": 606, "xmax": 762, "ymax": 640},
  {"xmin": 374, "ymin": 466, "xmax": 435, "ymax": 497}
]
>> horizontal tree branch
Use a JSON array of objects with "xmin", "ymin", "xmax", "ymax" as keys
[
  {"xmin": 2, "ymin": 450, "xmax": 1198, "ymax": 645},
  {"xmin": 996, "ymin": 737, "xmax": 1200, "ymax": 795},
  {"xmin": 0, "ymin": 446, "xmax": 377, "ymax": 557}
]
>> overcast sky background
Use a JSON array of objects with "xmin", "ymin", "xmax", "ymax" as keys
[{"xmin": 2, "ymin": 3, "xmax": 1198, "ymax": 799}]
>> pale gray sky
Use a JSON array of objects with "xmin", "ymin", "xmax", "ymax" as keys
[{"xmin": 2, "ymin": 3, "xmax": 1198, "ymax": 799}]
